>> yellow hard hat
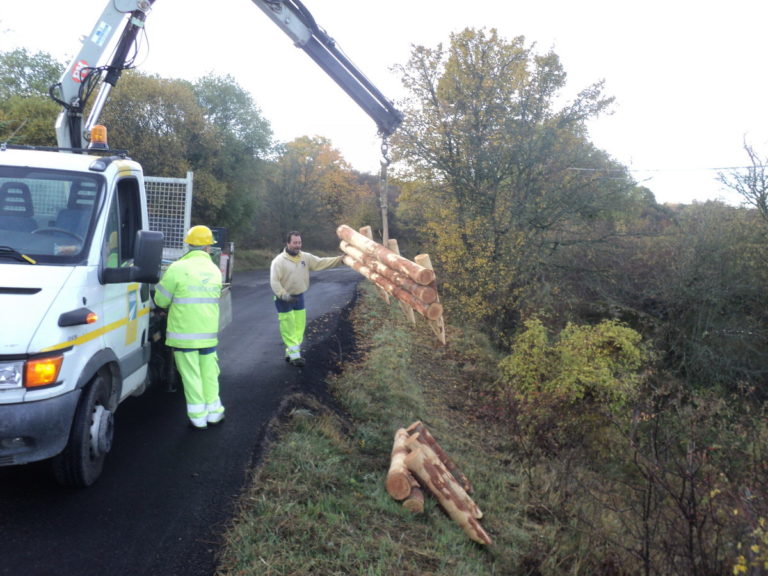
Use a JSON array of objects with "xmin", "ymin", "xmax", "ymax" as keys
[{"xmin": 185, "ymin": 225, "xmax": 214, "ymax": 246}]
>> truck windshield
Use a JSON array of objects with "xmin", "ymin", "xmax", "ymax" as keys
[{"xmin": 0, "ymin": 168, "xmax": 103, "ymax": 264}]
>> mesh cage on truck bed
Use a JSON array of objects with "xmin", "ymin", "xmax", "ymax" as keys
[{"xmin": 145, "ymin": 171, "xmax": 192, "ymax": 263}]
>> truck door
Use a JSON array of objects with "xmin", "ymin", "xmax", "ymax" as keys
[{"xmin": 100, "ymin": 177, "xmax": 151, "ymax": 399}]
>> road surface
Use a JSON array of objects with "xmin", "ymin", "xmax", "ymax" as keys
[{"xmin": 0, "ymin": 266, "xmax": 360, "ymax": 576}]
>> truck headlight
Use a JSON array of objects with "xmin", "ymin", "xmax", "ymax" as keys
[{"xmin": 0, "ymin": 361, "xmax": 24, "ymax": 389}]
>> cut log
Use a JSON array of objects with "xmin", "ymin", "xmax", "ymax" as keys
[
  {"xmin": 404, "ymin": 435, "xmax": 492, "ymax": 545},
  {"xmin": 402, "ymin": 485, "xmax": 425, "ymax": 513},
  {"xmin": 385, "ymin": 428, "xmax": 414, "ymax": 500},
  {"xmin": 388, "ymin": 239, "xmax": 418, "ymax": 325},
  {"xmin": 337, "ymin": 224, "xmax": 435, "ymax": 285},
  {"xmin": 414, "ymin": 254, "xmax": 446, "ymax": 345},
  {"xmin": 405, "ymin": 421, "xmax": 473, "ymax": 494},
  {"xmin": 357, "ymin": 227, "xmax": 390, "ymax": 304},
  {"xmin": 405, "ymin": 433, "xmax": 482, "ymax": 519},
  {"xmin": 343, "ymin": 255, "xmax": 444, "ymax": 321},
  {"xmin": 340, "ymin": 241, "xmax": 437, "ymax": 304}
]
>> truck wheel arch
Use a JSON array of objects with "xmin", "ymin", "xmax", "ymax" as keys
[{"xmin": 76, "ymin": 349, "xmax": 121, "ymax": 412}]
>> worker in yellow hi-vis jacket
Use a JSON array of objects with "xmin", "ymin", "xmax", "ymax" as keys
[
  {"xmin": 270, "ymin": 230, "xmax": 343, "ymax": 367},
  {"xmin": 154, "ymin": 225, "xmax": 224, "ymax": 429}
]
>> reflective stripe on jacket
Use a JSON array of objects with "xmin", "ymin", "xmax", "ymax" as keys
[{"xmin": 153, "ymin": 249, "xmax": 222, "ymax": 349}]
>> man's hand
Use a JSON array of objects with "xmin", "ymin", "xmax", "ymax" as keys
[{"xmin": 280, "ymin": 293, "xmax": 295, "ymax": 302}]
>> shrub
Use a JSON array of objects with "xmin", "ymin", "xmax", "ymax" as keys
[{"xmin": 498, "ymin": 318, "xmax": 647, "ymax": 409}]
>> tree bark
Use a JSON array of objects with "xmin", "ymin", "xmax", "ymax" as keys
[
  {"xmin": 357, "ymin": 226, "xmax": 390, "ymax": 304},
  {"xmin": 387, "ymin": 239, "xmax": 418, "ymax": 325},
  {"xmin": 404, "ymin": 434, "xmax": 492, "ymax": 545},
  {"xmin": 405, "ymin": 421, "xmax": 473, "ymax": 494}
]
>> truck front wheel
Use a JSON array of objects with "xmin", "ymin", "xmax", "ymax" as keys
[{"xmin": 52, "ymin": 374, "xmax": 114, "ymax": 487}]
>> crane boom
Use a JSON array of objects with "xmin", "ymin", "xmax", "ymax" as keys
[
  {"xmin": 50, "ymin": 0, "xmax": 402, "ymax": 150},
  {"xmin": 249, "ymin": 0, "xmax": 403, "ymax": 137},
  {"xmin": 51, "ymin": 0, "xmax": 155, "ymax": 149}
]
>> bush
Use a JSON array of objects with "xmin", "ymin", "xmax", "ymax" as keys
[{"xmin": 498, "ymin": 318, "xmax": 647, "ymax": 408}]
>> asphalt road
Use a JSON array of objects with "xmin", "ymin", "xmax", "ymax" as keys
[{"xmin": 0, "ymin": 266, "xmax": 360, "ymax": 576}]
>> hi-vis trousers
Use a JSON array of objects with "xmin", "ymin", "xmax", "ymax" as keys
[
  {"xmin": 173, "ymin": 347, "xmax": 224, "ymax": 427},
  {"xmin": 274, "ymin": 293, "xmax": 306, "ymax": 360}
]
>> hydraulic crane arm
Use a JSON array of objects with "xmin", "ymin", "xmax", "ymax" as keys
[
  {"xmin": 50, "ymin": 0, "xmax": 402, "ymax": 149},
  {"xmin": 51, "ymin": 0, "xmax": 155, "ymax": 149},
  {"xmin": 250, "ymin": 0, "xmax": 403, "ymax": 138}
]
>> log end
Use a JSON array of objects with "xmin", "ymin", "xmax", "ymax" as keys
[
  {"xmin": 425, "ymin": 302, "xmax": 444, "ymax": 321},
  {"xmin": 402, "ymin": 486, "xmax": 425, "ymax": 514},
  {"xmin": 385, "ymin": 471, "xmax": 413, "ymax": 501},
  {"xmin": 414, "ymin": 268, "xmax": 436, "ymax": 286}
]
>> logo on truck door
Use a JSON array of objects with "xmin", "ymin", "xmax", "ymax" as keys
[{"xmin": 126, "ymin": 285, "xmax": 138, "ymax": 345}]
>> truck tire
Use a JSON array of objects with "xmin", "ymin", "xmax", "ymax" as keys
[{"xmin": 52, "ymin": 374, "xmax": 114, "ymax": 487}]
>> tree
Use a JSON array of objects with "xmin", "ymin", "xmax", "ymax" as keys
[
  {"xmin": 257, "ymin": 136, "xmax": 372, "ymax": 249},
  {"xmin": 0, "ymin": 48, "xmax": 62, "ymax": 100},
  {"xmin": 0, "ymin": 95, "xmax": 60, "ymax": 145},
  {"xmin": 193, "ymin": 74, "xmax": 272, "ymax": 159},
  {"xmin": 391, "ymin": 28, "xmax": 630, "ymax": 339},
  {"xmin": 717, "ymin": 140, "xmax": 768, "ymax": 224},
  {"xmin": 98, "ymin": 72, "xmax": 211, "ymax": 174},
  {"xmin": 99, "ymin": 71, "xmax": 257, "ymax": 231},
  {"xmin": 650, "ymin": 202, "xmax": 768, "ymax": 391},
  {"xmin": 192, "ymin": 74, "xmax": 273, "ymax": 238},
  {"xmin": 0, "ymin": 48, "xmax": 63, "ymax": 145}
]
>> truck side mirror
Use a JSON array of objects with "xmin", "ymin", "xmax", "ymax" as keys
[
  {"xmin": 101, "ymin": 230, "xmax": 164, "ymax": 284},
  {"xmin": 132, "ymin": 230, "xmax": 164, "ymax": 283}
]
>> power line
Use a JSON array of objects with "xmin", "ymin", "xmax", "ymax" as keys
[{"xmin": 568, "ymin": 165, "xmax": 757, "ymax": 174}]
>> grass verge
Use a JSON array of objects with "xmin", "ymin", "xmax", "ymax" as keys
[
  {"xmin": 215, "ymin": 282, "xmax": 525, "ymax": 575},
  {"xmin": 233, "ymin": 248, "xmax": 275, "ymax": 272}
]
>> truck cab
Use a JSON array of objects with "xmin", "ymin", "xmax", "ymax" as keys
[{"xmin": 0, "ymin": 146, "xmax": 162, "ymax": 486}]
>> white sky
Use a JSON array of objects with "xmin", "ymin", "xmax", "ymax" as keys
[{"xmin": 3, "ymin": 0, "xmax": 767, "ymax": 205}]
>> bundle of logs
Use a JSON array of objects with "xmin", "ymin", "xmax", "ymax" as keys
[
  {"xmin": 336, "ymin": 224, "xmax": 445, "ymax": 344},
  {"xmin": 385, "ymin": 421, "xmax": 492, "ymax": 545}
]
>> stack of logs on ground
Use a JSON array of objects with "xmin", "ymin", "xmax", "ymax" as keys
[
  {"xmin": 336, "ymin": 224, "xmax": 445, "ymax": 344},
  {"xmin": 386, "ymin": 421, "xmax": 492, "ymax": 545}
]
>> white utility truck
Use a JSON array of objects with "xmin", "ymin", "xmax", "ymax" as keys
[{"xmin": 0, "ymin": 0, "xmax": 401, "ymax": 487}]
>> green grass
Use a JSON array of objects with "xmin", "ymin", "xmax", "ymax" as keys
[
  {"xmin": 231, "ymin": 248, "xmax": 274, "ymax": 272},
  {"xmin": 233, "ymin": 247, "xmax": 347, "ymax": 274},
  {"xmin": 215, "ymin": 283, "xmax": 524, "ymax": 575}
]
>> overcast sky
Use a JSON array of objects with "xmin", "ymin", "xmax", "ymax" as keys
[{"xmin": 3, "ymin": 0, "xmax": 766, "ymax": 205}]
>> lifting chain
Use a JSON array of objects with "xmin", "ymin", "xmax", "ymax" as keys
[{"xmin": 379, "ymin": 137, "xmax": 391, "ymax": 244}]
